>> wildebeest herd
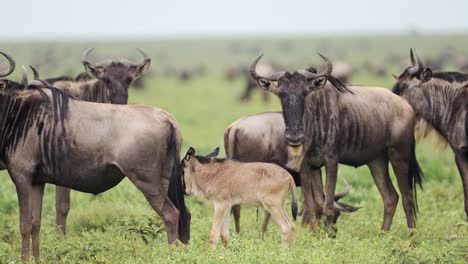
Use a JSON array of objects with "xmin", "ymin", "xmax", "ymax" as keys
[{"xmin": 0, "ymin": 47, "xmax": 466, "ymax": 263}]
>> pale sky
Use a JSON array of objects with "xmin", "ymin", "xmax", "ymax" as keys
[{"xmin": 3, "ymin": 0, "xmax": 467, "ymax": 39}]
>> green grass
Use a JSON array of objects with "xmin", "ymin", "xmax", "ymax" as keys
[{"xmin": 0, "ymin": 35, "xmax": 467, "ymax": 263}]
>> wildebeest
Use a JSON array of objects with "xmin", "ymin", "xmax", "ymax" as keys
[
  {"xmin": 393, "ymin": 49, "xmax": 468, "ymax": 220},
  {"xmin": 181, "ymin": 147, "xmax": 297, "ymax": 248},
  {"xmin": 225, "ymin": 64, "xmax": 274, "ymax": 102},
  {"xmin": 250, "ymin": 53, "xmax": 423, "ymax": 234},
  {"xmin": 35, "ymin": 48, "xmax": 151, "ymax": 235},
  {"xmin": 224, "ymin": 112, "xmax": 359, "ymax": 232},
  {"xmin": 0, "ymin": 57, "xmax": 189, "ymax": 262}
]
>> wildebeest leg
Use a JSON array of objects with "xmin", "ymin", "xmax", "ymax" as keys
[
  {"xmin": 324, "ymin": 160, "xmax": 339, "ymax": 228},
  {"xmin": 232, "ymin": 205, "xmax": 241, "ymax": 233},
  {"xmin": 389, "ymin": 147, "xmax": 415, "ymax": 228},
  {"xmin": 240, "ymin": 80, "xmax": 254, "ymax": 101},
  {"xmin": 141, "ymin": 191, "xmax": 180, "ymax": 244},
  {"xmin": 55, "ymin": 186, "xmax": 70, "ymax": 235},
  {"xmin": 220, "ymin": 206, "xmax": 231, "ymax": 248},
  {"xmin": 261, "ymin": 90, "xmax": 269, "ymax": 102},
  {"xmin": 261, "ymin": 211, "xmax": 271, "ymax": 238},
  {"xmin": 15, "ymin": 183, "xmax": 32, "ymax": 263},
  {"xmin": 300, "ymin": 165, "xmax": 321, "ymax": 229},
  {"xmin": 454, "ymin": 152, "xmax": 468, "ymax": 220},
  {"xmin": 210, "ymin": 203, "xmax": 229, "ymax": 248},
  {"xmin": 31, "ymin": 183, "xmax": 45, "ymax": 262},
  {"xmin": 367, "ymin": 155, "xmax": 399, "ymax": 231},
  {"xmin": 263, "ymin": 204, "xmax": 294, "ymax": 248}
]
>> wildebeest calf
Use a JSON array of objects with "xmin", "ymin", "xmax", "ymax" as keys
[{"xmin": 182, "ymin": 147, "xmax": 298, "ymax": 248}]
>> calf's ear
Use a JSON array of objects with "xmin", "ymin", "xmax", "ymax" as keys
[
  {"xmin": 185, "ymin": 147, "xmax": 196, "ymax": 160},
  {"xmin": 205, "ymin": 147, "xmax": 220, "ymax": 159}
]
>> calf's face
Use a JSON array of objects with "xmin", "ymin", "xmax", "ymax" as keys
[{"xmin": 181, "ymin": 147, "xmax": 220, "ymax": 195}]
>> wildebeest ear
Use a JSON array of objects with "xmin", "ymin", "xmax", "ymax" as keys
[
  {"xmin": 0, "ymin": 80, "xmax": 6, "ymax": 90},
  {"xmin": 83, "ymin": 62, "xmax": 105, "ymax": 79},
  {"xmin": 185, "ymin": 147, "xmax": 195, "ymax": 160},
  {"xmin": 335, "ymin": 201, "xmax": 360, "ymax": 213},
  {"xmin": 256, "ymin": 78, "xmax": 273, "ymax": 91},
  {"xmin": 205, "ymin": 147, "xmax": 220, "ymax": 159},
  {"xmin": 309, "ymin": 76, "xmax": 328, "ymax": 91},
  {"xmin": 420, "ymin": 68, "xmax": 432, "ymax": 83},
  {"xmin": 132, "ymin": 60, "xmax": 151, "ymax": 79}
]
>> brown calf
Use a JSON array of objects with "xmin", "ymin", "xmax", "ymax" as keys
[{"xmin": 182, "ymin": 147, "xmax": 297, "ymax": 248}]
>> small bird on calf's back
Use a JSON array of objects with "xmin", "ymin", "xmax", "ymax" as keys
[{"xmin": 182, "ymin": 147, "xmax": 297, "ymax": 249}]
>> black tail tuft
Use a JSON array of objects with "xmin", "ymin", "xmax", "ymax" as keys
[
  {"xmin": 292, "ymin": 197, "xmax": 298, "ymax": 221},
  {"xmin": 408, "ymin": 139, "xmax": 424, "ymax": 217},
  {"xmin": 167, "ymin": 123, "xmax": 190, "ymax": 244}
]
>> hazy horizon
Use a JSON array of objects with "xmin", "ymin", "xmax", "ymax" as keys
[{"xmin": 2, "ymin": 0, "xmax": 467, "ymax": 40}]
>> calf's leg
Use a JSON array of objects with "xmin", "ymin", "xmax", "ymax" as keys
[
  {"xmin": 220, "ymin": 207, "xmax": 231, "ymax": 248},
  {"xmin": 210, "ymin": 203, "xmax": 229, "ymax": 248}
]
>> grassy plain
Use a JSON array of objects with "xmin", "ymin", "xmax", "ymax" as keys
[{"xmin": 0, "ymin": 34, "xmax": 467, "ymax": 263}]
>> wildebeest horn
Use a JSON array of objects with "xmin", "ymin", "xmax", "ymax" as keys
[
  {"xmin": 334, "ymin": 178, "xmax": 350, "ymax": 201},
  {"xmin": 249, "ymin": 54, "xmax": 286, "ymax": 81},
  {"xmin": 29, "ymin": 65, "xmax": 40, "ymax": 79},
  {"xmin": 0, "ymin": 51, "xmax": 16, "ymax": 77},
  {"xmin": 137, "ymin": 48, "xmax": 150, "ymax": 63},
  {"xmin": 21, "ymin": 65, "xmax": 28, "ymax": 86},
  {"xmin": 299, "ymin": 53, "xmax": 333, "ymax": 79},
  {"xmin": 410, "ymin": 48, "xmax": 416, "ymax": 66},
  {"xmin": 81, "ymin": 48, "xmax": 95, "ymax": 66},
  {"xmin": 392, "ymin": 73, "xmax": 398, "ymax": 79},
  {"xmin": 408, "ymin": 48, "xmax": 421, "ymax": 75}
]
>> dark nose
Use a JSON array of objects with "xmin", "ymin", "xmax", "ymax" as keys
[{"xmin": 285, "ymin": 128, "xmax": 305, "ymax": 145}]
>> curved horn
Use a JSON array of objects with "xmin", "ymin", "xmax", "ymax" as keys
[
  {"xmin": 136, "ymin": 48, "xmax": 150, "ymax": 63},
  {"xmin": 21, "ymin": 65, "xmax": 28, "ymax": 86},
  {"xmin": 81, "ymin": 48, "xmax": 95, "ymax": 65},
  {"xmin": 335, "ymin": 178, "xmax": 350, "ymax": 201},
  {"xmin": 0, "ymin": 51, "xmax": 16, "ymax": 77},
  {"xmin": 249, "ymin": 54, "xmax": 264, "ymax": 80},
  {"xmin": 299, "ymin": 53, "xmax": 333, "ymax": 79},
  {"xmin": 392, "ymin": 73, "xmax": 398, "ymax": 79},
  {"xmin": 410, "ymin": 48, "xmax": 416, "ymax": 66},
  {"xmin": 407, "ymin": 48, "xmax": 420, "ymax": 75},
  {"xmin": 414, "ymin": 50, "xmax": 424, "ymax": 69},
  {"xmin": 249, "ymin": 54, "xmax": 285, "ymax": 81},
  {"xmin": 29, "ymin": 65, "xmax": 40, "ymax": 79}
]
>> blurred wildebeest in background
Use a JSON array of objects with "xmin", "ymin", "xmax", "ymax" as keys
[
  {"xmin": 250, "ymin": 53, "xmax": 423, "ymax": 234},
  {"xmin": 225, "ymin": 62, "xmax": 277, "ymax": 102},
  {"xmin": 224, "ymin": 112, "xmax": 359, "ymax": 233},
  {"xmin": 393, "ymin": 49, "xmax": 468, "ymax": 220}
]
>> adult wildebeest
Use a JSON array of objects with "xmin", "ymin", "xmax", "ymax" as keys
[
  {"xmin": 393, "ymin": 49, "xmax": 468, "ymax": 220},
  {"xmin": 224, "ymin": 112, "xmax": 359, "ymax": 232},
  {"xmin": 250, "ymin": 53, "xmax": 423, "ymax": 234},
  {"xmin": 32, "ymin": 48, "xmax": 151, "ymax": 235},
  {"xmin": 0, "ymin": 59, "xmax": 189, "ymax": 262},
  {"xmin": 182, "ymin": 147, "xmax": 297, "ymax": 248}
]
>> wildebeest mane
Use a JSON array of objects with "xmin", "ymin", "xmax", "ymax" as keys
[
  {"xmin": 328, "ymin": 75, "xmax": 353, "ymax": 93},
  {"xmin": 0, "ymin": 87, "xmax": 71, "ymax": 156},
  {"xmin": 305, "ymin": 66, "xmax": 352, "ymax": 93},
  {"xmin": 433, "ymin": 72, "xmax": 468, "ymax": 83}
]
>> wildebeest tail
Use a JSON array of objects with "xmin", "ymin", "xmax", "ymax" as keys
[
  {"xmin": 408, "ymin": 139, "xmax": 424, "ymax": 217},
  {"xmin": 465, "ymin": 110, "xmax": 468, "ymax": 158},
  {"xmin": 167, "ymin": 123, "xmax": 190, "ymax": 243},
  {"xmin": 289, "ymin": 178, "xmax": 298, "ymax": 221}
]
